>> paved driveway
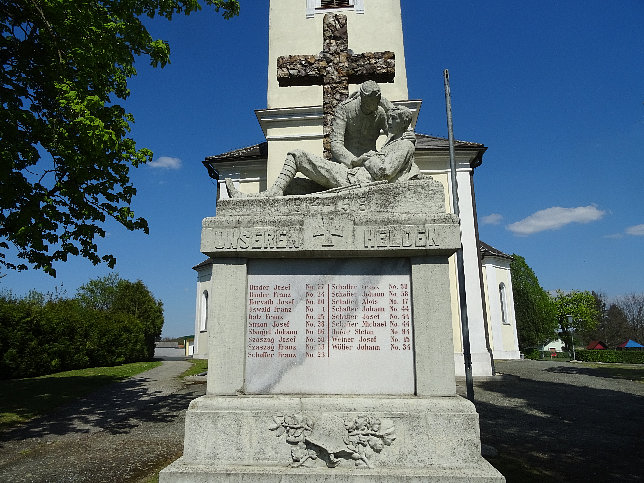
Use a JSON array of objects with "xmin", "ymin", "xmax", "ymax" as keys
[
  {"xmin": 466, "ymin": 359, "xmax": 644, "ymax": 482},
  {"xmin": 0, "ymin": 361, "xmax": 205, "ymax": 482},
  {"xmin": 1, "ymin": 359, "xmax": 641, "ymax": 482}
]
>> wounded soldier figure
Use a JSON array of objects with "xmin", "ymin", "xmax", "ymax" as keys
[{"xmin": 226, "ymin": 104, "xmax": 420, "ymax": 198}]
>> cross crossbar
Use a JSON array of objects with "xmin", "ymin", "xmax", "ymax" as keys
[{"xmin": 277, "ymin": 13, "xmax": 395, "ymax": 158}]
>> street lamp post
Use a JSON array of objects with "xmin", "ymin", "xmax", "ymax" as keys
[{"xmin": 566, "ymin": 314, "xmax": 576, "ymax": 361}]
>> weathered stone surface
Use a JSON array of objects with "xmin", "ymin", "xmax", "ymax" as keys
[
  {"xmin": 276, "ymin": 13, "xmax": 395, "ymax": 158},
  {"xmin": 219, "ymin": 179, "xmax": 446, "ymax": 216},
  {"xmin": 166, "ymin": 181, "xmax": 504, "ymax": 481},
  {"xmin": 206, "ymin": 180, "xmax": 459, "ymax": 258},
  {"xmin": 160, "ymin": 396, "xmax": 504, "ymax": 482}
]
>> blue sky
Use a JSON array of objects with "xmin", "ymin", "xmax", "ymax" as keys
[{"xmin": 2, "ymin": 1, "xmax": 643, "ymax": 337}]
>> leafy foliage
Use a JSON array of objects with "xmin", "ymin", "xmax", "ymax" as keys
[
  {"xmin": 0, "ymin": 275, "xmax": 164, "ymax": 379},
  {"xmin": 0, "ymin": 0, "xmax": 240, "ymax": 276},
  {"xmin": 582, "ymin": 292, "xmax": 634, "ymax": 348},
  {"xmin": 576, "ymin": 349, "xmax": 644, "ymax": 364},
  {"xmin": 509, "ymin": 254, "xmax": 557, "ymax": 350},
  {"xmin": 552, "ymin": 290, "xmax": 600, "ymax": 350},
  {"xmin": 76, "ymin": 272, "xmax": 121, "ymax": 310},
  {"xmin": 77, "ymin": 273, "xmax": 164, "ymax": 359},
  {"xmin": 614, "ymin": 293, "xmax": 644, "ymax": 344}
]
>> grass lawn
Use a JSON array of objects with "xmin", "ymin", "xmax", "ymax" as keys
[
  {"xmin": 180, "ymin": 358, "xmax": 207, "ymax": 378},
  {"xmin": 0, "ymin": 361, "xmax": 162, "ymax": 430}
]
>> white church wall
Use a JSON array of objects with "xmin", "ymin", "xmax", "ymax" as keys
[
  {"xmin": 193, "ymin": 266, "xmax": 212, "ymax": 359},
  {"xmin": 482, "ymin": 258, "xmax": 520, "ymax": 359},
  {"xmin": 415, "ymin": 151, "xmax": 494, "ymax": 376},
  {"xmin": 214, "ymin": 160, "xmax": 267, "ymax": 199}
]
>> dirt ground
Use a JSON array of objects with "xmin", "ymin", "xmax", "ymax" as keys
[{"xmin": 0, "ymin": 359, "xmax": 642, "ymax": 482}]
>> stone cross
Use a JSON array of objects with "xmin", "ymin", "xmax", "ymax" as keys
[{"xmin": 277, "ymin": 13, "xmax": 395, "ymax": 158}]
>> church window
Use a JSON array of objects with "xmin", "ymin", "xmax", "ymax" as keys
[
  {"xmin": 499, "ymin": 283, "xmax": 509, "ymax": 325},
  {"xmin": 318, "ymin": 0, "xmax": 351, "ymax": 9},
  {"xmin": 200, "ymin": 290, "xmax": 208, "ymax": 332},
  {"xmin": 306, "ymin": 0, "xmax": 364, "ymax": 18}
]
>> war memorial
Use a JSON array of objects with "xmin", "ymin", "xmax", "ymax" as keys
[{"xmin": 161, "ymin": 1, "xmax": 505, "ymax": 481}]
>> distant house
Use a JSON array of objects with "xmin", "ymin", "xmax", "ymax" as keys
[
  {"xmin": 616, "ymin": 339, "xmax": 644, "ymax": 350},
  {"xmin": 586, "ymin": 340, "xmax": 607, "ymax": 350},
  {"xmin": 540, "ymin": 338, "xmax": 566, "ymax": 353}
]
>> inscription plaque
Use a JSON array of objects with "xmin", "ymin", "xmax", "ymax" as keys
[{"xmin": 245, "ymin": 258, "xmax": 414, "ymax": 394}]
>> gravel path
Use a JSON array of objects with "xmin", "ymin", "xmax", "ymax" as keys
[
  {"xmin": 1, "ymin": 359, "xmax": 641, "ymax": 482},
  {"xmin": 464, "ymin": 359, "xmax": 644, "ymax": 482},
  {"xmin": 0, "ymin": 360, "xmax": 206, "ymax": 482}
]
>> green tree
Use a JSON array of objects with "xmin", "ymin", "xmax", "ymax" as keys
[
  {"xmin": 583, "ymin": 292, "xmax": 632, "ymax": 348},
  {"xmin": 509, "ymin": 254, "xmax": 557, "ymax": 350},
  {"xmin": 552, "ymin": 290, "xmax": 600, "ymax": 350},
  {"xmin": 76, "ymin": 272, "xmax": 121, "ymax": 311},
  {"xmin": 112, "ymin": 279, "xmax": 164, "ymax": 359},
  {"xmin": 615, "ymin": 293, "xmax": 644, "ymax": 343},
  {"xmin": 77, "ymin": 273, "xmax": 163, "ymax": 359},
  {"xmin": 1, "ymin": 0, "xmax": 240, "ymax": 276}
]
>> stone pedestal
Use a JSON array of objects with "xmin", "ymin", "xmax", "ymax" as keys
[
  {"xmin": 164, "ymin": 396, "xmax": 501, "ymax": 482},
  {"xmin": 160, "ymin": 180, "xmax": 504, "ymax": 482}
]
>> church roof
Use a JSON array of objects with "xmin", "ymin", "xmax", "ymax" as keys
[
  {"xmin": 203, "ymin": 133, "xmax": 486, "ymax": 178},
  {"xmin": 202, "ymin": 142, "xmax": 268, "ymax": 179},
  {"xmin": 479, "ymin": 241, "xmax": 513, "ymax": 261},
  {"xmin": 193, "ymin": 258, "xmax": 214, "ymax": 271},
  {"xmin": 415, "ymin": 133, "xmax": 486, "ymax": 168},
  {"xmin": 205, "ymin": 142, "xmax": 268, "ymax": 163},
  {"xmin": 415, "ymin": 133, "xmax": 485, "ymax": 151}
]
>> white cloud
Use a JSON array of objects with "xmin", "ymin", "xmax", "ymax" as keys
[
  {"xmin": 507, "ymin": 205, "xmax": 606, "ymax": 236},
  {"xmin": 626, "ymin": 224, "xmax": 644, "ymax": 236},
  {"xmin": 481, "ymin": 213, "xmax": 503, "ymax": 225},
  {"xmin": 149, "ymin": 156, "xmax": 182, "ymax": 169}
]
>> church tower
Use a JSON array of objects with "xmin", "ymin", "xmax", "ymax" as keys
[{"xmin": 259, "ymin": 0, "xmax": 411, "ymax": 183}]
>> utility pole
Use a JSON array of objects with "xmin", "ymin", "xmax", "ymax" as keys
[{"xmin": 444, "ymin": 69, "xmax": 474, "ymax": 402}]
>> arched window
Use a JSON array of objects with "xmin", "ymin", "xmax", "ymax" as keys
[
  {"xmin": 200, "ymin": 290, "xmax": 208, "ymax": 332},
  {"xmin": 499, "ymin": 283, "xmax": 509, "ymax": 325}
]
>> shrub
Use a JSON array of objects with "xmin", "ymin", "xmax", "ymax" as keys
[
  {"xmin": 576, "ymin": 350, "xmax": 644, "ymax": 364},
  {"xmin": 0, "ymin": 277, "xmax": 164, "ymax": 379},
  {"xmin": 523, "ymin": 349, "xmax": 541, "ymax": 360},
  {"xmin": 522, "ymin": 349, "xmax": 571, "ymax": 361}
]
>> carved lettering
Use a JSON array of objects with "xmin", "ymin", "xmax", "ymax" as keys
[
  {"xmin": 363, "ymin": 226, "xmax": 439, "ymax": 249},
  {"xmin": 211, "ymin": 228, "xmax": 301, "ymax": 251},
  {"xmin": 245, "ymin": 261, "xmax": 414, "ymax": 394}
]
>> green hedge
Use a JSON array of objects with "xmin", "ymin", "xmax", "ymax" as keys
[
  {"xmin": 523, "ymin": 349, "xmax": 571, "ymax": 360},
  {"xmin": 576, "ymin": 349, "xmax": 644, "ymax": 364},
  {"xmin": 0, "ymin": 293, "xmax": 161, "ymax": 379}
]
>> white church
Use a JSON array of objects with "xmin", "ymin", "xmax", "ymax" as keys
[{"xmin": 192, "ymin": 0, "xmax": 520, "ymax": 376}]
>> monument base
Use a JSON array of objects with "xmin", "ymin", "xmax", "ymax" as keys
[{"xmin": 160, "ymin": 395, "xmax": 504, "ymax": 482}]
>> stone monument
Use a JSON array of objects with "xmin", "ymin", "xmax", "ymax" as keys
[
  {"xmin": 161, "ymin": 81, "xmax": 503, "ymax": 483},
  {"xmin": 161, "ymin": 8, "xmax": 504, "ymax": 482}
]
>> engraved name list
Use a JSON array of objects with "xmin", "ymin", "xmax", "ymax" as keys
[{"xmin": 244, "ymin": 259, "xmax": 415, "ymax": 395}]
